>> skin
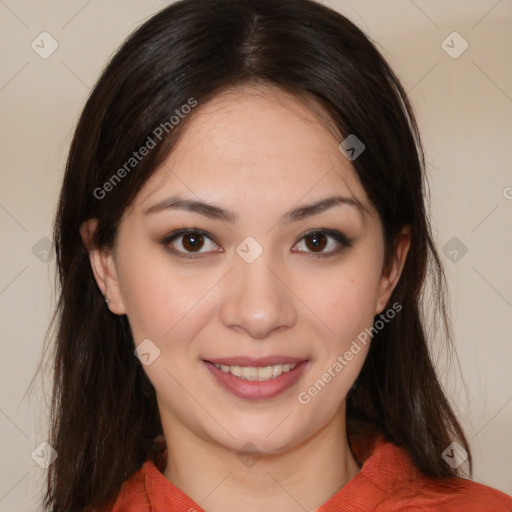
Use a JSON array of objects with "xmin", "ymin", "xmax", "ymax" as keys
[{"xmin": 82, "ymin": 84, "xmax": 410, "ymax": 512}]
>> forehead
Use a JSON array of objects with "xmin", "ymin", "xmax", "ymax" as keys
[{"xmin": 132, "ymin": 84, "xmax": 370, "ymax": 215}]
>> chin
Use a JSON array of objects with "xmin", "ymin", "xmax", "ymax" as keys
[{"xmin": 212, "ymin": 416, "xmax": 307, "ymax": 455}]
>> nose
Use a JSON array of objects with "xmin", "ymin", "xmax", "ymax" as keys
[{"xmin": 219, "ymin": 249, "xmax": 297, "ymax": 339}]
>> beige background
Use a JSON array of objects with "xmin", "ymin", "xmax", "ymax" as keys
[{"xmin": 0, "ymin": 0, "xmax": 511, "ymax": 509}]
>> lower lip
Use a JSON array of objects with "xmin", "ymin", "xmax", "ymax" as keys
[{"xmin": 204, "ymin": 360, "xmax": 309, "ymax": 400}]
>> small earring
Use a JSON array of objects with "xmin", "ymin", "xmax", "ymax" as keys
[{"xmin": 104, "ymin": 295, "xmax": 110, "ymax": 305}]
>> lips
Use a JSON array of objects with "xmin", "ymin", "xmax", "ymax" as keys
[
  {"xmin": 205, "ymin": 355, "xmax": 307, "ymax": 367},
  {"xmin": 203, "ymin": 357, "xmax": 309, "ymax": 400}
]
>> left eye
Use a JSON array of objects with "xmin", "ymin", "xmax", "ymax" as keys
[
  {"xmin": 165, "ymin": 230, "xmax": 220, "ymax": 255},
  {"xmin": 292, "ymin": 230, "xmax": 352, "ymax": 255}
]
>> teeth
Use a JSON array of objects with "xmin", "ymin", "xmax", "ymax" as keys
[{"xmin": 213, "ymin": 363, "xmax": 298, "ymax": 381}]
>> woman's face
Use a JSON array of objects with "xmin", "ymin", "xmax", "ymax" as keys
[{"xmin": 86, "ymin": 85, "xmax": 408, "ymax": 455}]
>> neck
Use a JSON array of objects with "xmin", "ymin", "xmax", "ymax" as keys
[{"xmin": 162, "ymin": 406, "xmax": 360, "ymax": 512}]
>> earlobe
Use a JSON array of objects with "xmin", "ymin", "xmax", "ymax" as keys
[
  {"xmin": 79, "ymin": 219, "xmax": 127, "ymax": 315},
  {"xmin": 375, "ymin": 226, "xmax": 411, "ymax": 315}
]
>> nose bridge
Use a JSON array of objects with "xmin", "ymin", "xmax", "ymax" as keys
[{"xmin": 219, "ymin": 243, "xmax": 297, "ymax": 338}]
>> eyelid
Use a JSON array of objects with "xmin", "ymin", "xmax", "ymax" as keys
[
  {"xmin": 291, "ymin": 229, "xmax": 354, "ymax": 257},
  {"xmin": 162, "ymin": 227, "xmax": 217, "ymax": 244},
  {"xmin": 161, "ymin": 228, "xmax": 222, "ymax": 259}
]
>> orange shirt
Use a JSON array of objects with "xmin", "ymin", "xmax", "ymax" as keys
[{"xmin": 111, "ymin": 436, "xmax": 512, "ymax": 511}]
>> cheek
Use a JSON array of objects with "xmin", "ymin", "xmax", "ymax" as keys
[
  {"xmin": 297, "ymin": 255, "xmax": 383, "ymax": 342},
  {"xmin": 116, "ymin": 246, "xmax": 217, "ymax": 345},
  {"xmin": 294, "ymin": 268, "xmax": 377, "ymax": 416}
]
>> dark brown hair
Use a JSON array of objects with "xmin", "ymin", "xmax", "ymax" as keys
[{"xmin": 42, "ymin": 0, "xmax": 471, "ymax": 510}]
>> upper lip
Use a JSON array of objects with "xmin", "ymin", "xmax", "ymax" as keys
[{"xmin": 204, "ymin": 356, "xmax": 308, "ymax": 367}]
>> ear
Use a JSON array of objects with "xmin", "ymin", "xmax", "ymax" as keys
[
  {"xmin": 375, "ymin": 225, "xmax": 411, "ymax": 315},
  {"xmin": 79, "ymin": 218, "xmax": 127, "ymax": 315}
]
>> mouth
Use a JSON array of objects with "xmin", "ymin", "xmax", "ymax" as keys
[
  {"xmin": 210, "ymin": 361, "xmax": 299, "ymax": 381},
  {"xmin": 202, "ymin": 356, "xmax": 309, "ymax": 400}
]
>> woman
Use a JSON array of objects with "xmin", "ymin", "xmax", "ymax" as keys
[{"xmin": 43, "ymin": 0, "xmax": 512, "ymax": 510}]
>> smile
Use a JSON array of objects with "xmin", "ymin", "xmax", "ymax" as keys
[
  {"xmin": 204, "ymin": 359, "xmax": 309, "ymax": 400},
  {"xmin": 212, "ymin": 362, "xmax": 298, "ymax": 381}
]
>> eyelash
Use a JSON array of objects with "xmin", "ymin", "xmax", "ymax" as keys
[{"xmin": 161, "ymin": 228, "xmax": 353, "ymax": 260}]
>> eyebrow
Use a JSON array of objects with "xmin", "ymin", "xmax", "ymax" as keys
[{"xmin": 143, "ymin": 194, "xmax": 368, "ymax": 223}]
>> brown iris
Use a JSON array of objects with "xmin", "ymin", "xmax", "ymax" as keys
[
  {"xmin": 305, "ymin": 232, "xmax": 327, "ymax": 252},
  {"xmin": 182, "ymin": 233, "xmax": 204, "ymax": 252}
]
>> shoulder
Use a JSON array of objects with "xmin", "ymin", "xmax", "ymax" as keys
[
  {"xmin": 320, "ymin": 434, "xmax": 512, "ymax": 511},
  {"xmin": 374, "ymin": 474, "xmax": 512, "ymax": 512},
  {"xmin": 363, "ymin": 438, "xmax": 512, "ymax": 512},
  {"xmin": 109, "ymin": 456, "xmax": 205, "ymax": 512},
  {"xmin": 110, "ymin": 462, "xmax": 151, "ymax": 512}
]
